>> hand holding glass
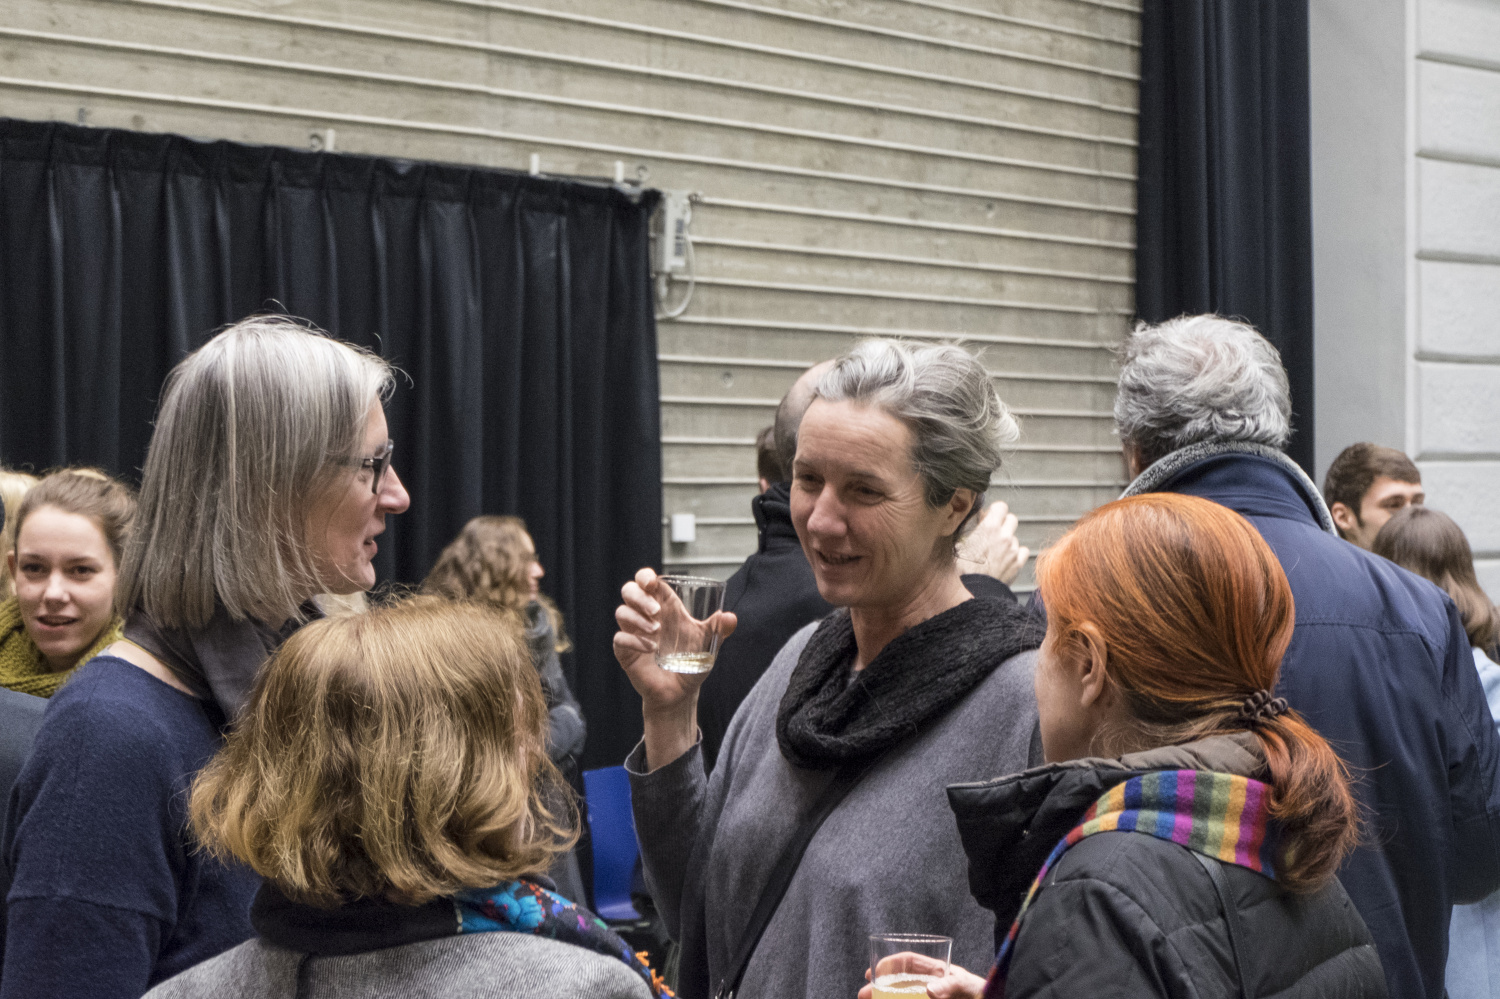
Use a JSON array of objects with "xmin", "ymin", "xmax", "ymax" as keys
[
  {"xmin": 653, "ymin": 575, "xmax": 726, "ymax": 674},
  {"xmin": 869, "ymin": 934, "xmax": 952, "ymax": 998}
]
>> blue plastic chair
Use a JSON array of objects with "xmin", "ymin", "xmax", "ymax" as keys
[{"xmin": 582, "ymin": 765, "xmax": 642, "ymax": 920}]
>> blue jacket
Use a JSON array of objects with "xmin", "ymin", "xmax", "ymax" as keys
[{"xmin": 1130, "ymin": 444, "xmax": 1500, "ymax": 999}]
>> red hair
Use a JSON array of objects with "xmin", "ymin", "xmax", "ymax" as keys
[{"xmin": 1036, "ymin": 493, "xmax": 1358, "ymax": 891}]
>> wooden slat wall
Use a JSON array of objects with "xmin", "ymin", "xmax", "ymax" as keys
[{"xmin": 1, "ymin": 0, "xmax": 1139, "ymax": 585}]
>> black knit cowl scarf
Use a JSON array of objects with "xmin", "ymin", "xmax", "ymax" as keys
[{"xmin": 775, "ymin": 595, "xmax": 1044, "ymax": 770}]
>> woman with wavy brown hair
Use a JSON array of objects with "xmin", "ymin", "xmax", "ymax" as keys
[
  {"xmin": 879, "ymin": 494, "xmax": 1387, "ymax": 999},
  {"xmin": 424, "ymin": 515, "xmax": 584, "ymax": 770},
  {"xmin": 143, "ymin": 597, "xmax": 664, "ymax": 999}
]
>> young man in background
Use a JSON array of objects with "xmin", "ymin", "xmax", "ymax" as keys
[{"xmin": 1324, "ymin": 442, "xmax": 1425, "ymax": 549}]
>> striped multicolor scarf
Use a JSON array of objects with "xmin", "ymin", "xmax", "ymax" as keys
[
  {"xmin": 985, "ymin": 769, "xmax": 1282, "ymax": 998},
  {"xmin": 456, "ymin": 879, "xmax": 675, "ymax": 998}
]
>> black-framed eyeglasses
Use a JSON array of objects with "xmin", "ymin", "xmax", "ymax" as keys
[{"xmin": 361, "ymin": 440, "xmax": 395, "ymax": 494}]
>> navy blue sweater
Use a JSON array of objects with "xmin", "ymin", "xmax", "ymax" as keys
[
  {"xmin": 1, "ymin": 658, "xmax": 259, "ymax": 999},
  {"xmin": 1152, "ymin": 452, "xmax": 1500, "ymax": 999}
]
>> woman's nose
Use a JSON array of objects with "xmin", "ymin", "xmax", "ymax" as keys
[
  {"xmin": 378, "ymin": 466, "xmax": 412, "ymax": 514},
  {"xmin": 42, "ymin": 571, "xmax": 70, "ymax": 604},
  {"xmin": 804, "ymin": 487, "xmax": 846, "ymax": 537}
]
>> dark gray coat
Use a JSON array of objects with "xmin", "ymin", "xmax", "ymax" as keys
[
  {"xmin": 525, "ymin": 602, "xmax": 584, "ymax": 767},
  {"xmin": 948, "ymin": 736, "xmax": 1389, "ymax": 998},
  {"xmin": 629, "ymin": 617, "xmax": 1040, "ymax": 999}
]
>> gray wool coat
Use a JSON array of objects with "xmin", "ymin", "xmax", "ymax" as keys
[
  {"xmin": 627, "ymin": 618, "xmax": 1039, "ymax": 999},
  {"xmin": 141, "ymin": 933, "xmax": 654, "ymax": 999}
]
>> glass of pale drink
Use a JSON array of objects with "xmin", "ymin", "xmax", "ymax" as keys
[
  {"xmin": 654, "ymin": 575, "xmax": 726, "ymax": 675},
  {"xmin": 869, "ymin": 934, "xmax": 952, "ymax": 998}
]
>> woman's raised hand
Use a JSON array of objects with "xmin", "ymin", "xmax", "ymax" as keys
[{"xmin": 613, "ymin": 567, "xmax": 736, "ymax": 770}]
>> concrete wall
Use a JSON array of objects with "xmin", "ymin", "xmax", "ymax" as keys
[
  {"xmin": 1417, "ymin": 0, "xmax": 1500, "ymax": 596},
  {"xmin": 1309, "ymin": 0, "xmax": 1411, "ymax": 464},
  {"xmin": 1, "ymin": 0, "xmax": 1139, "ymax": 587},
  {"xmin": 1312, "ymin": 0, "xmax": 1500, "ymax": 597}
]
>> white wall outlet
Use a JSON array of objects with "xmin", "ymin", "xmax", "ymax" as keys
[{"xmin": 670, "ymin": 512, "xmax": 697, "ymax": 543}]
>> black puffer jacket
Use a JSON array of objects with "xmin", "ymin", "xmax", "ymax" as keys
[{"xmin": 947, "ymin": 735, "xmax": 1388, "ymax": 998}]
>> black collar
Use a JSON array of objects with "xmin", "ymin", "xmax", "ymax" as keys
[
  {"xmin": 251, "ymin": 882, "xmax": 457, "ymax": 956},
  {"xmin": 752, "ymin": 481, "xmax": 801, "ymax": 551}
]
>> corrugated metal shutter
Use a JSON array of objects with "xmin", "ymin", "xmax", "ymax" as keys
[{"xmin": 2, "ymin": 0, "xmax": 1138, "ymax": 586}]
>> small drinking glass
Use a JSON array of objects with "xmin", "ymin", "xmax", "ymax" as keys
[
  {"xmin": 869, "ymin": 934, "xmax": 952, "ymax": 998},
  {"xmin": 653, "ymin": 574, "xmax": 726, "ymax": 675}
]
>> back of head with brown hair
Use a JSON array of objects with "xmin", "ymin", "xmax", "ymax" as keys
[
  {"xmin": 1035, "ymin": 493, "xmax": 1359, "ymax": 892},
  {"xmin": 423, "ymin": 515, "xmax": 570, "ymax": 652},
  {"xmin": 1323, "ymin": 442, "xmax": 1421, "ymax": 517},
  {"xmin": 755, "ymin": 425, "xmax": 785, "ymax": 485},
  {"xmin": 1373, "ymin": 505, "xmax": 1498, "ymax": 650},
  {"xmin": 189, "ymin": 595, "xmax": 576, "ymax": 906},
  {"xmin": 13, "ymin": 468, "xmax": 138, "ymax": 568}
]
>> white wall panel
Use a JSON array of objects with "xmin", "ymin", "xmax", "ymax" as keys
[
  {"xmin": 1419, "ymin": 158, "xmax": 1500, "ymax": 258},
  {"xmin": 1419, "ymin": 0, "xmax": 1500, "ymax": 67},
  {"xmin": 1418, "ymin": 59, "xmax": 1500, "ymax": 162},
  {"xmin": 1317, "ymin": 0, "xmax": 1500, "ymax": 589},
  {"xmin": 1417, "ymin": 361, "xmax": 1500, "ymax": 455},
  {"xmin": 1418, "ymin": 460, "xmax": 1500, "ymax": 552},
  {"xmin": 1419, "ymin": 259, "xmax": 1500, "ymax": 357},
  {"xmin": 1479, "ymin": 560, "xmax": 1500, "ymax": 603}
]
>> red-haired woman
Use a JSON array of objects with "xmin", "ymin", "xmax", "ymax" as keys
[{"xmin": 876, "ymin": 494, "xmax": 1388, "ymax": 998}]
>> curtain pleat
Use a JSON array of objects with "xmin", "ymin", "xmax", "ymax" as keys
[
  {"xmin": 0, "ymin": 118, "xmax": 662, "ymax": 767},
  {"xmin": 1136, "ymin": 0, "xmax": 1315, "ymax": 472}
]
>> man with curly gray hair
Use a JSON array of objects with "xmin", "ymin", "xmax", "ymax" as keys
[{"xmin": 1114, "ymin": 314, "xmax": 1500, "ymax": 999}]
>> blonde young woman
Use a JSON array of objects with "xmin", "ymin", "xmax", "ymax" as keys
[
  {"xmin": 0, "ymin": 469, "xmax": 136, "ymax": 697},
  {"xmin": 1, "ymin": 318, "xmax": 410, "ymax": 999},
  {"xmin": 143, "ymin": 598, "xmax": 663, "ymax": 999}
]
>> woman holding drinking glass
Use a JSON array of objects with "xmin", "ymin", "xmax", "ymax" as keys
[
  {"xmin": 612, "ymin": 340, "xmax": 1044, "ymax": 999},
  {"xmin": 1, "ymin": 317, "xmax": 410, "ymax": 999}
]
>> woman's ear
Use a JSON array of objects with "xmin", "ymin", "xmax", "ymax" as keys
[
  {"xmin": 1073, "ymin": 622, "xmax": 1112, "ymax": 710},
  {"xmin": 943, "ymin": 488, "xmax": 977, "ymax": 535}
]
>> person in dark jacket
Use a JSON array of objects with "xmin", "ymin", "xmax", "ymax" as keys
[
  {"xmin": 1108, "ymin": 315, "xmax": 1500, "ymax": 999},
  {"xmin": 699, "ymin": 367, "xmax": 1031, "ymax": 771},
  {"xmin": 883, "ymin": 493, "xmax": 1385, "ymax": 999},
  {"xmin": 697, "ymin": 478, "xmax": 833, "ymax": 772}
]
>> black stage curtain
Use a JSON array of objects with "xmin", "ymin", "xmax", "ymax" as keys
[
  {"xmin": 0, "ymin": 118, "xmax": 661, "ymax": 769},
  {"xmin": 1136, "ymin": 0, "xmax": 1315, "ymax": 472}
]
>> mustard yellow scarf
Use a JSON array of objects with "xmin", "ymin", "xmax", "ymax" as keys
[{"xmin": 0, "ymin": 597, "xmax": 123, "ymax": 697}]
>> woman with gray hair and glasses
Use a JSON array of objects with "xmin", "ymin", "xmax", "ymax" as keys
[
  {"xmin": 1, "ymin": 317, "xmax": 410, "ymax": 999},
  {"xmin": 611, "ymin": 339, "xmax": 1044, "ymax": 999}
]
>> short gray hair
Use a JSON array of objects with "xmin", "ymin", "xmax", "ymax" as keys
[
  {"xmin": 118, "ymin": 317, "xmax": 394, "ymax": 630},
  {"xmin": 1115, "ymin": 315, "xmax": 1292, "ymax": 467},
  {"xmin": 814, "ymin": 339, "xmax": 1016, "ymax": 536}
]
